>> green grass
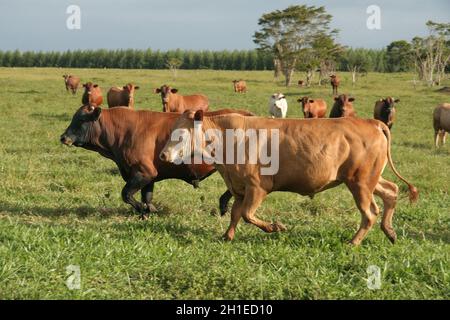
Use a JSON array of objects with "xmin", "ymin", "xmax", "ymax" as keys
[{"xmin": 0, "ymin": 68, "xmax": 448, "ymax": 299}]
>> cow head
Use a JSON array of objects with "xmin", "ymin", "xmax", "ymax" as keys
[
  {"xmin": 297, "ymin": 96, "xmax": 315, "ymax": 118},
  {"xmin": 154, "ymin": 85, "xmax": 178, "ymax": 112},
  {"xmin": 123, "ymin": 83, "xmax": 140, "ymax": 104},
  {"xmin": 60, "ymin": 105, "xmax": 102, "ymax": 147},
  {"xmin": 159, "ymin": 110, "xmax": 205, "ymax": 163},
  {"xmin": 381, "ymin": 97, "xmax": 400, "ymax": 110},
  {"xmin": 83, "ymin": 82, "xmax": 98, "ymax": 93},
  {"xmin": 270, "ymin": 93, "xmax": 286, "ymax": 109},
  {"xmin": 334, "ymin": 95, "xmax": 355, "ymax": 115}
]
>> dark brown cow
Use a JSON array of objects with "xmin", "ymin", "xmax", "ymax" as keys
[
  {"xmin": 107, "ymin": 83, "xmax": 140, "ymax": 109},
  {"xmin": 374, "ymin": 97, "xmax": 399, "ymax": 129},
  {"xmin": 160, "ymin": 111, "xmax": 418, "ymax": 245},
  {"xmin": 298, "ymin": 96, "xmax": 327, "ymax": 118},
  {"xmin": 63, "ymin": 75, "xmax": 80, "ymax": 95},
  {"xmin": 329, "ymin": 94, "xmax": 356, "ymax": 118},
  {"xmin": 330, "ymin": 75, "xmax": 340, "ymax": 95},
  {"xmin": 82, "ymin": 82, "xmax": 103, "ymax": 106},
  {"xmin": 232, "ymin": 80, "xmax": 247, "ymax": 93},
  {"xmin": 60, "ymin": 107, "xmax": 253, "ymax": 217},
  {"xmin": 298, "ymin": 80, "xmax": 304, "ymax": 87},
  {"xmin": 154, "ymin": 85, "xmax": 209, "ymax": 113}
]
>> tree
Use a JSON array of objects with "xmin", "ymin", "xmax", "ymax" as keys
[
  {"xmin": 386, "ymin": 40, "xmax": 413, "ymax": 72},
  {"xmin": 253, "ymin": 5, "xmax": 337, "ymax": 86},
  {"xmin": 340, "ymin": 48, "xmax": 371, "ymax": 86},
  {"xmin": 166, "ymin": 57, "xmax": 183, "ymax": 79}
]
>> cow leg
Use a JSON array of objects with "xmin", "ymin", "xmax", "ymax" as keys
[
  {"xmin": 121, "ymin": 175, "xmax": 152, "ymax": 218},
  {"xmin": 374, "ymin": 177, "xmax": 399, "ymax": 244},
  {"xmin": 348, "ymin": 183, "xmax": 378, "ymax": 245},
  {"xmin": 223, "ymin": 197, "xmax": 243, "ymax": 241},
  {"xmin": 141, "ymin": 182, "xmax": 158, "ymax": 214},
  {"xmin": 442, "ymin": 131, "xmax": 448, "ymax": 145},
  {"xmin": 241, "ymin": 187, "xmax": 286, "ymax": 234},
  {"xmin": 435, "ymin": 130, "xmax": 441, "ymax": 147},
  {"xmin": 219, "ymin": 190, "xmax": 233, "ymax": 216}
]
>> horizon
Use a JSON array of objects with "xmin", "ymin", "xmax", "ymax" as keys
[{"xmin": 0, "ymin": 0, "xmax": 449, "ymax": 52}]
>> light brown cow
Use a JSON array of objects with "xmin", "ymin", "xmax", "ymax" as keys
[
  {"xmin": 329, "ymin": 94, "xmax": 356, "ymax": 118},
  {"xmin": 433, "ymin": 103, "xmax": 450, "ymax": 147},
  {"xmin": 107, "ymin": 83, "xmax": 140, "ymax": 109},
  {"xmin": 374, "ymin": 97, "xmax": 399, "ymax": 130},
  {"xmin": 63, "ymin": 75, "xmax": 80, "ymax": 95},
  {"xmin": 232, "ymin": 80, "xmax": 247, "ymax": 93},
  {"xmin": 298, "ymin": 96, "xmax": 327, "ymax": 118},
  {"xmin": 82, "ymin": 82, "xmax": 103, "ymax": 106},
  {"xmin": 154, "ymin": 85, "xmax": 209, "ymax": 113},
  {"xmin": 160, "ymin": 111, "xmax": 418, "ymax": 245},
  {"xmin": 330, "ymin": 75, "xmax": 340, "ymax": 95}
]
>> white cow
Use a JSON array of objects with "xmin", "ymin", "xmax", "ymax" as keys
[{"xmin": 268, "ymin": 93, "xmax": 288, "ymax": 118}]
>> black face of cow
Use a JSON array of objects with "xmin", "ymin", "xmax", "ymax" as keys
[{"xmin": 60, "ymin": 105, "xmax": 101, "ymax": 147}]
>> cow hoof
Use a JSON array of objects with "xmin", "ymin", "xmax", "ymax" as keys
[
  {"xmin": 139, "ymin": 213, "xmax": 149, "ymax": 220},
  {"xmin": 192, "ymin": 180, "xmax": 200, "ymax": 189},
  {"xmin": 219, "ymin": 205, "xmax": 228, "ymax": 216},
  {"xmin": 222, "ymin": 233, "xmax": 234, "ymax": 242},
  {"xmin": 147, "ymin": 204, "xmax": 158, "ymax": 213},
  {"xmin": 271, "ymin": 222, "xmax": 287, "ymax": 232}
]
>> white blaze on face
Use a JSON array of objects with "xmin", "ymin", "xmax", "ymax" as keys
[{"xmin": 268, "ymin": 93, "xmax": 288, "ymax": 118}]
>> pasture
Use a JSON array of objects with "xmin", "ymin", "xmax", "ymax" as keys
[{"xmin": 0, "ymin": 68, "xmax": 448, "ymax": 299}]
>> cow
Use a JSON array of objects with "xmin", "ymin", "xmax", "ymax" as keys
[
  {"xmin": 82, "ymin": 82, "xmax": 103, "ymax": 106},
  {"xmin": 433, "ymin": 103, "xmax": 450, "ymax": 148},
  {"xmin": 298, "ymin": 80, "xmax": 304, "ymax": 87},
  {"xmin": 268, "ymin": 93, "xmax": 288, "ymax": 118},
  {"xmin": 330, "ymin": 75, "xmax": 340, "ymax": 95},
  {"xmin": 63, "ymin": 75, "xmax": 80, "ymax": 95},
  {"xmin": 154, "ymin": 85, "xmax": 209, "ymax": 113},
  {"xmin": 374, "ymin": 97, "xmax": 400, "ymax": 130},
  {"xmin": 329, "ymin": 94, "xmax": 356, "ymax": 118},
  {"xmin": 60, "ymin": 107, "xmax": 253, "ymax": 218},
  {"xmin": 160, "ymin": 111, "xmax": 418, "ymax": 245},
  {"xmin": 232, "ymin": 80, "xmax": 247, "ymax": 93},
  {"xmin": 298, "ymin": 96, "xmax": 327, "ymax": 118},
  {"xmin": 107, "ymin": 83, "xmax": 140, "ymax": 109}
]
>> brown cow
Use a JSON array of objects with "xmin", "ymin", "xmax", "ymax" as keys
[
  {"xmin": 107, "ymin": 83, "xmax": 140, "ymax": 109},
  {"xmin": 60, "ymin": 107, "xmax": 253, "ymax": 217},
  {"xmin": 374, "ymin": 97, "xmax": 400, "ymax": 129},
  {"xmin": 82, "ymin": 82, "xmax": 103, "ymax": 106},
  {"xmin": 433, "ymin": 103, "xmax": 450, "ymax": 147},
  {"xmin": 298, "ymin": 80, "xmax": 304, "ymax": 87},
  {"xmin": 154, "ymin": 85, "xmax": 209, "ymax": 113},
  {"xmin": 160, "ymin": 111, "xmax": 418, "ymax": 245},
  {"xmin": 330, "ymin": 75, "xmax": 340, "ymax": 95},
  {"xmin": 298, "ymin": 96, "xmax": 327, "ymax": 118},
  {"xmin": 329, "ymin": 94, "xmax": 356, "ymax": 118},
  {"xmin": 63, "ymin": 75, "xmax": 80, "ymax": 95},
  {"xmin": 232, "ymin": 80, "xmax": 247, "ymax": 93}
]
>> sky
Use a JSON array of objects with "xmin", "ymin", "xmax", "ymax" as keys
[{"xmin": 0, "ymin": 0, "xmax": 449, "ymax": 51}]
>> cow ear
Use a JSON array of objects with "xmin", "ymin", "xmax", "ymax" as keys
[
  {"xmin": 135, "ymin": 86, "xmax": 140, "ymax": 90},
  {"xmin": 394, "ymin": 99, "xmax": 400, "ymax": 103},
  {"xmin": 171, "ymin": 88, "xmax": 178, "ymax": 94},
  {"xmin": 297, "ymin": 98, "xmax": 301, "ymax": 102},
  {"xmin": 334, "ymin": 97, "xmax": 339, "ymax": 101},
  {"xmin": 309, "ymin": 100, "xmax": 314, "ymax": 103},
  {"xmin": 194, "ymin": 110, "xmax": 203, "ymax": 122},
  {"xmin": 83, "ymin": 84, "xmax": 86, "ymax": 88},
  {"xmin": 93, "ymin": 84, "xmax": 98, "ymax": 88},
  {"xmin": 154, "ymin": 88, "xmax": 161, "ymax": 94},
  {"xmin": 349, "ymin": 97, "xmax": 355, "ymax": 102}
]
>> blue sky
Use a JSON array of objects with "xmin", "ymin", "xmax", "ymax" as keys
[{"xmin": 0, "ymin": 0, "xmax": 449, "ymax": 51}]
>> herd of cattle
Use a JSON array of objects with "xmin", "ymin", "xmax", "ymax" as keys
[{"xmin": 60, "ymin": 73, "xmax": 449, "ymax": 245}]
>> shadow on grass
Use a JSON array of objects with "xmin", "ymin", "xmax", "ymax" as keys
[
  {"xmin": 396, "ymin": 141, "xmax": 432, "ymax": 151},
  {"xmin": 15, "ymin": 90, "xmax": 41, "ymax": 94},
  {"xmin": 404, "ymin": 229, "xmax": 450, "ymax": 244}
]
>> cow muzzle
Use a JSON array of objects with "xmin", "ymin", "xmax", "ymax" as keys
[{"xmin": 60, "ymin": 135, "xmax": 73, "ymax": 146}]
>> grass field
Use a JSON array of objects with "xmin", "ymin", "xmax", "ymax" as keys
[{"xmin": 0, "ymin": 67, "xmax": 448, "ymax": 299}]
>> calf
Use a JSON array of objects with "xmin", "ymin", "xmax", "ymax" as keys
[
  {"xmin": 82, "ymin": 82, "xmax": 103, "ymax": 106},
  {"xmin": 63, "ymin": 75, "xmax": 80, "ymax": 95},
  {"xmin": 330, "ymin": 75, "xmax": 340, "ymax": 95},
  {"xmin": 374, "ymin": 97, "xmax": 399, "ymax": 129},
  {"xmin": 154, "ymin": 85, "xmax": 209, "ymax": 113},
  {"xmin": 107, "ymin": 83, "xmax": 140, "ymax": 109},
  {"xmin": 60, "ymin": 107, "xmax": 253, "ymax": 217},
  {"xmin": 298, "ymin": 80, "xmax": 304, "ymax": 87},
  {"xmin": 433, "ymin": 103, "xmax": 450, "ymax": 147},
  {"xmin": 160, "ymin": 111, "xmax": 418, "ymax": 245},
  {"xmin": 329, "ymin": 94, "xmax": 356, "ymax": 118},
  {"xmin": 268, "ymin": 93, "xmax": 288, "ymax": 118},
  {"xmin": 298, "ymin": 96, "xmax": 327, "ymax": 118},
  {"xmin": 232, "ymin": 80, "xmax": 247, "ymax": 93}
]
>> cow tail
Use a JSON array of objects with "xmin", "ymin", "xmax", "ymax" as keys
[{"xmin": 380, "ymin": 124, "xmax": 419, "ymax": 203}]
